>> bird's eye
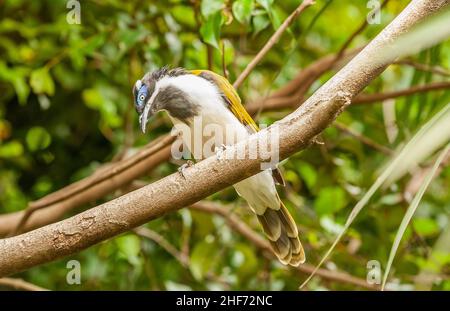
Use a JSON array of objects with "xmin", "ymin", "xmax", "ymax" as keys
[{"xmin": 139, "ymin": 94, "xmax": 145, "ymax": 102}]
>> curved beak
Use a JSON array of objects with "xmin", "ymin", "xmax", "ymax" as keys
[{"xmin": 139, "ymin": 102, "xmax": 153, "ymax": 134}]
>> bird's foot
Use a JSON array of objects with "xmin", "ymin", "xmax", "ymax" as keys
[
  {"xmin": 214, "ymin": 144, "xmax": 227, "ymax": 160},
  {"xmin": 178, "ymin": 160, "xmax": 194, "ymax": 179}
]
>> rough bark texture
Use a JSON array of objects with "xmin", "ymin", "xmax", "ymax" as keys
[
  {"xmin": 0, "ymin": 137, "xmax": 174, "ymax": 236},
  {"xmin": 0, "ymin": 0, "xmax": 447, "ymax": 277}
]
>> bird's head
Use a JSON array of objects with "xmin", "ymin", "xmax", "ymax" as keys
[
  {"xmin": 133, "ymin": 67, "xmax": 202, "ymax": 133},
  {"xmin": 133, "ymin": 72, "xmax": 158, "ymax": 133}
]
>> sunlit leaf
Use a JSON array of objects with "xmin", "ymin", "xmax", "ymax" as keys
[
  {"xmin": 298, "ymin": 161, "xmax": 317, "ymax": 190},
  {"xmin": 256, "ymin": 0, "xmax": 273, "ymax": 11},
  {"xmin": 232, "ymin": 0, "xmax": 254, "ymax": 24},
  {"xmin": 26, "ymin": 126, "xmax": 51, "ymax": 151},
  {"xmin": 201, "ymin": 0, "xmax": 225, "ymax": 17},
  {"xmin": 412, "ymin": 218, "xmax": 440, "ymax": 237},
  {"xmin": 30, "ymin": 67, "xmax": 55, "ymax": 96},
  {"xmin": 232, "ymin": 243, "xmax": 258, "ymax": 277},
  {"xmin": 190, "ymin": 238, "xmax": 219, "ymax": 281},
  {"xmin": 116, "ymin": 235, "xmax": 141, "ymax": 266},
  {"xmin": 314, "ymin": 186, "xmax": 348, "ymax": 215},
  {"xmin": 0, "ymin": 140, "xmax": 23, "ymax": 158},
  {"xmin": 200, "ymin": 12, "xmax": 224, "ymax": 49},
  {"xmin": 252, "ymin": 12, "xmax": 270, "ymax": 34}
]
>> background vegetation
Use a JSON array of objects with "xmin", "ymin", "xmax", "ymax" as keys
[{"xmin": 0, "ymin": 0, "xmax": 449, "ymax": 290}]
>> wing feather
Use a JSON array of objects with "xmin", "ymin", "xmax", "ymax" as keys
[{"xmin": 191, "ymin": 70, "xmax": 259, "ymax": 133}]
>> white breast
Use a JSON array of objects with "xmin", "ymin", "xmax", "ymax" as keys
[{"xmin": 161, "ymin": 74, "xmax": 279, "ymax": 214}]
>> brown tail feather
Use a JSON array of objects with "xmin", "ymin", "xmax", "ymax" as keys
[{"xmin": 257, "ymin": 202, "xmax": 305, "ymax": 266}]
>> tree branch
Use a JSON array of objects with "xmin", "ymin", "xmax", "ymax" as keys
[
  {"xmin": 0, "ymin": 135, "xmax": 174, "ymax": 236},
  {"xmin": 334, "ymin": 121, "xmax": 393, "ymax": 155},
  {"xmin": 0, "ymin": 277, "xmax": 48, "ymax": 291},
  {"xmin": 395, "ymin": 58, "xmax": 450, "ymax": 77},
  {"xmin": 133, "ymin": 227, "xmax": 189, "ymax": 267},
  {"xmin": 352, "ymin": 81, "xmax": 450, "ymax": 104},
  {"xmin": 249, "ymin": 81, "xmax": 450, "ymax": 113}
]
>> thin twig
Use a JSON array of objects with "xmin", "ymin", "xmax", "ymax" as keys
[
  {"xmin": 353, "ymin": 81, "xmax": 450, "ymax": 104},
  {"xmin": 334, "ymin": 121, "xmax": 393, "ymax": 155},
  {"xmin": 133, "ymin": 227, "xmax": 189, "ymax": 267},
  {"xmin": 250, "ymin": 80, "xmax": 450, "ymax": 113},
  {"xmin": 0, "ymin": 278, "xmax": 49, "ymax": 291},
  {"xmin": 221, "ymin": 40, "xmax": 228, "ymax": 79},
  {"xmin": 395, "ymin": 59, "xmax": 450, "ymax": 77},
  {"xmin": 233, "ymin": 0, "xmax": 315, "ymax": 89}
]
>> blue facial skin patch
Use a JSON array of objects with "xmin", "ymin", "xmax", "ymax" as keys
[{"xmin": 136, "ymin": 84, "xmax": 149, "ymax": 109}]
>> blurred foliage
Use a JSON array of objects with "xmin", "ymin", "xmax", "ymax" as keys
[{"xmin": 0, "ymin": 0, "xmax": 449, "ymax": 290}]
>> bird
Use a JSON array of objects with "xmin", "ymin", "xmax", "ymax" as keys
[{"xmin": 132, "ymin": 67, "xmax": 305, "ymax": 266}]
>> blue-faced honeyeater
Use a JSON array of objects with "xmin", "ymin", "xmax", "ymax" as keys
[{"xmin": 133, "ymin": 67, "xmax": 305, "ymax": 266}]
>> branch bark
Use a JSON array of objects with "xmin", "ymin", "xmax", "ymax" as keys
[
  {"xmin": 0, "ymin": 0, "xmax": 447, "ymax": 278},
  {"xmin": 0, "ymin": 277, "xmax": 48, "ymax": 291},
  {"xmin": 0, "ymin": 135, "xmax": 174, "ymax": 236}
]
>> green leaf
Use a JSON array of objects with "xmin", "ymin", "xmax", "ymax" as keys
[
  {"xmin": 201, "ymin": 0, "xmax": 225, "ymax": 17},
  {"xmin": 83, "ymin": 33, "xmax": 107, "ymax": 56},
  {"xmin": 412, "ymin": 218, "xmax": 440, "ymax": 237},
  {"xmin": 0, "ymin": 61, "xmax": 30, "ymax": 104},
  {"xmin": 269, "ymin": 6, "xmax": 283, "ymax": 29},
  {"xmin": 30, "ymin": 67, "xmax": 55, "ymax": 96},
  {"xmin": 82, "ymin": 86, "xmax": 122, "ymax": 128},
  {"xmin": 32, "ymin": 176, "xmax": 53, "ymax": 197},
  {"xmin": 314, "ymin": 187, "xmax": 348, "ymax": 216},
  {"xmin": 252, "ymin": 12, "xmax": 270, "ymax": 34},
  {"xmin": 26, "ymin": 126, "xmax": 51, "ymax": 151},
  {"xmin": 298, "ymin": 162, "xmax": 317, "ymax": 190},
  {"xmin": 200, "ymin": 12, "xmax": 224, "ymax": 49},
  {"xmin": 232, "ymin": 243, "xmax": 258, "ymax": 277},
  {"xmin": 82, "ymin": 88, "xmax": 103, "ymax": 109},
  {"xmin": 256, "ymin": 0, "xmax": 273, "ymax": 11},
  {"xmin": 11, "ymin": 75, "xmax": 30, "ymax": 105},
  {"xmin": 117, "ymin": 28, "xmax": 145, "ymax": 51},
  {"xmin": 232, "ymin": 0, "xmax": 254, "ymax": 24},
  {"xmin": 190, "ymin": 239, "xmax": 218, "ymax": 281},
  {"xmin": 0, "ymin": 140, "xmax": 23, "ymax": 158},
  {"xmin": 116, "ymin": 235, "xmax": 141, "ymax": 266}
]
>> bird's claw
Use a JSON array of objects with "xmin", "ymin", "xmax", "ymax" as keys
[
  {"xmin": 214, "ymin": 144, "xmax": 227, "ymax": 160},
  {"xmin": 178, "ymin": 160, "xmax": 194, "ymax": 179}
]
